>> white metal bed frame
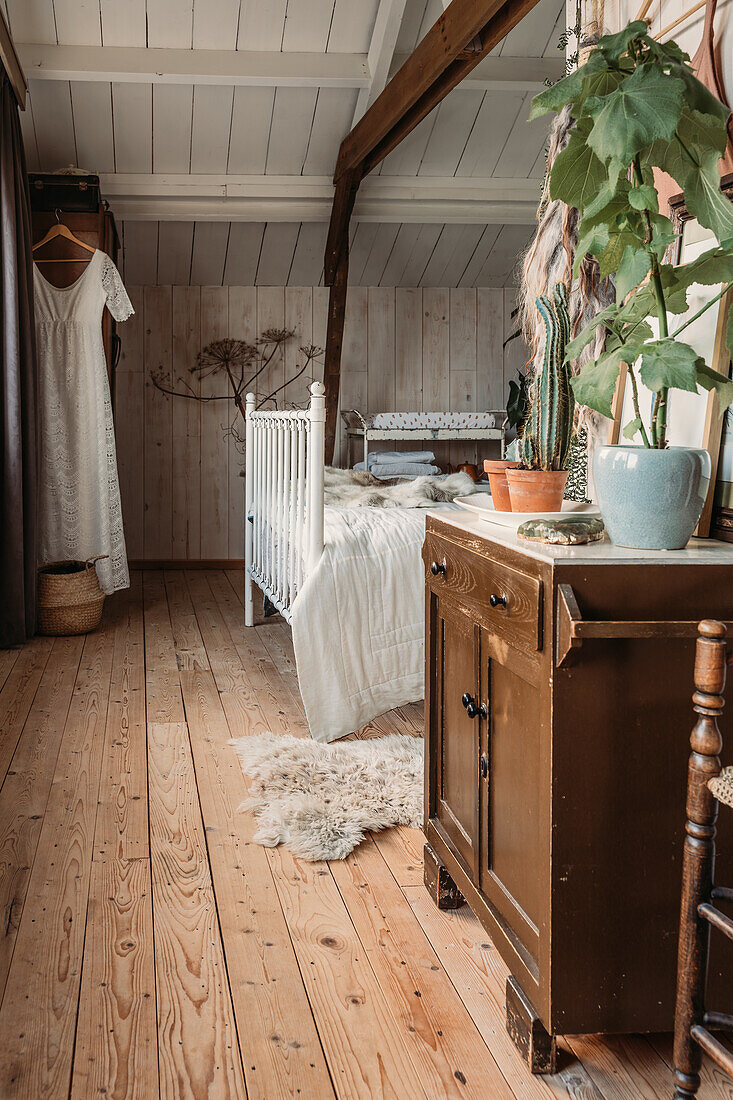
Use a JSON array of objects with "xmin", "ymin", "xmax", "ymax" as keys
[
  {"xmin": 244, "ymin": 381, "xmax": 326, "ymax": 627},
  {"xmin": 244, "ymin": 382, "xmax": 507, "ymax": 628}
]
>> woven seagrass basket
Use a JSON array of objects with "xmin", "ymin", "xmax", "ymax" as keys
[{"xmin": 37, "ymin": 556, "xmax": 108, "ymax": 636}]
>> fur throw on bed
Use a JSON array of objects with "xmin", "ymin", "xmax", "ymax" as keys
[{"xmin": 324, "ymin": 467, "xmax": 474, "ymax": 508}]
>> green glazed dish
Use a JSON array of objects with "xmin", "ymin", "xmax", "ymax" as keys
[{"xmin": 517, "ymin": 517, "xmax": 605, "ymax": 545}]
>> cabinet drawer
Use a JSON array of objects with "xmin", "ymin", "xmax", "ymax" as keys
[{"xmin": 424, "ymin": 533, "xmax": 542, "ymax": 651}]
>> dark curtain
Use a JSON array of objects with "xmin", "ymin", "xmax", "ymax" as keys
[{"xmin": 0, "ymin": 72, "xmax": 37, "ymax": 646}]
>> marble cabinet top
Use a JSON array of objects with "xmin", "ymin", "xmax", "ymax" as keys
[{"xmin": 428, "ymin": 509, "xmax": 733, "ymax": 566}]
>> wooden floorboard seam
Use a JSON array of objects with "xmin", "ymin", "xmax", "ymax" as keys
[
  {"xmin": 138, "ymin": 577, "xmax": 164, "ymax": 1100},
  {"xmin": 0, "ymin": 619, "xmax": 118, "ymax": 1097},
  {"xmin": 0, "ymin": 635, "xmax": 56, "ymax": 791},
  {"xmin": 64, "ymin": 615, "xmax": 121, "ymax": 1100},
  {"xmin": 148, "ymin": 720, "xmax": 248, "ymax": 1097},
  {"xmin": 0, "ymin": 648, "xmax": 21, "ymax": 696},
  {"xmin": 0, "ymin": 636, "xmax": 85, "ymax": 1008},
  {"xmin": 326, "ymin": 835, "xmax": 521, "ymax": 1099},
  {"xmin": 145, "ymin": 579, "xmax": 248, "ymax": 1097},
  {"xmin": 403, "ymin": 888, "xmax": 605, "ymax": 1100},
  {"xmin": 263, "ymin": 840, "xmax": 437, "ymax": 1099},
  {"xmin": 176, "ymin": 576, "xmax": 338, "ymax": 1098},
  {"xmin": 141, "ymin": 599, "xmax": 163, "ymax": 1100},
  {"xmin": 180, "ymin": 710, "xmax": 252, "ymax": 1091}
]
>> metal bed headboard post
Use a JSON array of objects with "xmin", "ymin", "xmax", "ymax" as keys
[
  {"xmin": 307, "ymin": 381, "xmax": 326, "ymax": 573},
  {"xmin": 244, "ymin": 391, "xmax": 256, "ymax": 627}
]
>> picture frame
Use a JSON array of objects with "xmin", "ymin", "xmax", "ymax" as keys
[{"xmin": 608, "ymin": 172, "xmax": 733, "ymax": 538}]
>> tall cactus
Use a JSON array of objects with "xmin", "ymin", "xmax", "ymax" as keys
[{"xmin": 518, "ymin": 282, "xmax": 574, "ymax": 472}]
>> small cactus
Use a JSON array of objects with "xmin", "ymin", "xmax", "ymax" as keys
[{"xmin": 518, "ymin": 282, "xmax": 575, "ymax": 472}]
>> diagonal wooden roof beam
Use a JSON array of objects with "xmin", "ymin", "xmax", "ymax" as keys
[
  {"xmin": 334, "ymin": 0, "xmax": 542, "ymax": 183},
  {"xmin": 322, "ymin": 0, "xmax": 543, "ymax": 461}
]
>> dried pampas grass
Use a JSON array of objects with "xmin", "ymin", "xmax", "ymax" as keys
[{"xmin": 519, "ymin": 105, "xmax": 616, "ymax": 443}]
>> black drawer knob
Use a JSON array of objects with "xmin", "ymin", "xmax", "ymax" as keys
[
  {"xmin": 461, "ymin": 693, "xmax": 487, "ymax": 720},
  {"xmin": 430, "ymin": 560, "xmax": 446, "ymax": 576},
  {"xmin": 489, "ymin": 593, "xmax": 507, "ymax": 609}
]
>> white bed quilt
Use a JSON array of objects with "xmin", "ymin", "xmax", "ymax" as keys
[{"xmin": 290, "ymin": 506, "xmax": 429, "ymax": 742}]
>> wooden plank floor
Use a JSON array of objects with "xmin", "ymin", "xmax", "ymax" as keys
[{"xmin": 0, "ymin": 569, "xmax": 730, "ymax": 1100}]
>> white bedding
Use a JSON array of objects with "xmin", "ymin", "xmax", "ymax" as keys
[{"xmin": 290, "ymin": 505, "xmax": 438, "ymax": 742}]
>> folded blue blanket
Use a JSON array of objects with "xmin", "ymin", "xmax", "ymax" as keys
[
  {"xmin": 368, "ymin": 450, "xmax": 435, "ymax": 465},
  {"xmin": 370, "ymin": 462, "xmax": 441, "ymax": 478}
]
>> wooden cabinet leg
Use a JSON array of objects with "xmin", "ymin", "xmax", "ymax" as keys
[
  {"xmin": 506, "ymin": 977, "xmax": 557, "ymax": 1074},
  {"xmin": 423, "ymin": 843, "xmax": 464, "ymax": 909}
]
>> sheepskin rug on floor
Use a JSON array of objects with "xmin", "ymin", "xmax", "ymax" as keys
[
  {"xmin": 230, "ymin": 732, "xmax": 423, "ymax": 860},
  {"xmin": 323, "ymin": 467, "xmax": 474, "ymax": 509}
]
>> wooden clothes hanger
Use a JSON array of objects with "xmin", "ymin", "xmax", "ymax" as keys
[{"xmin": 33, "ymin": 209, "xmax": 96, "ymax": 263}]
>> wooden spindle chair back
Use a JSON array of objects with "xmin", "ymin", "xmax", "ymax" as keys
[{"xmin": 673, "ymin": 619, "xmax": 733, "ymax": 1098}]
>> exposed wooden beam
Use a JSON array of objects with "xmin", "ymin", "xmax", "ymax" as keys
[
  {"xmin": 17, "ymin": 41, "xmax": 561, "ymax": 94},
  {"xmin": 17, "ymin": 42, "xmax": 370, "ymax": 88},
  {"xmin": 390, "ymin": 51, "xmax": 565, "ymax": 90},
  {"xmin": 0, "ymin": 10, "xmax": 27, "ymax": 108},
  {"xmin": 322, "ymin": 0, "xmax": 543, "ymax": 466},
  {"xmin": 324, "ymin": 170, "xmax": 361, "ymax": 284},
  {"xmin": 335, "ymin": 0, "xmax": 542, "ymax": 180},
  {"xmin": 323, "ymin": 177, "xmax": 358, "ymax": 461},
  {"xmin": 352, "ymin": 0, "xmax": 409, "ymax": 128},
  {"xmin": 99, "ymin": 173, "xmax": 541, "ymax": 223}
]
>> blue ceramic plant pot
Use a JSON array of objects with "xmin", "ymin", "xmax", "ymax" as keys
[{"xmin": 592, "ymin": 445, "xmax": 711, "ymax": 550}]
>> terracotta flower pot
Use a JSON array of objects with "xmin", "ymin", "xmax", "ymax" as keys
[
  {"xmin": 483, "ymin": 459, "xmax": 521, "ymax": 511},
  {"xmin": 505, "ymin": 468, "xmax": 568, "ymax": 513}
]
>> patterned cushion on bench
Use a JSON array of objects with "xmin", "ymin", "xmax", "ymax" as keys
[{"xmin": 369, "ymin": 412, "xmax": 497, "ymax": 429}]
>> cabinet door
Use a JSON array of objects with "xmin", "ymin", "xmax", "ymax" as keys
[
  {"xmin": 429, "ymin": 598, "xmax": 480, "ymax": 880},
  {"xmin": 479, "ymin": 633, "xmax": 542, "ymax": 961}
]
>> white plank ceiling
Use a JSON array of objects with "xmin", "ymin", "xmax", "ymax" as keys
[
  {"xmin": 6, "ymin": 0, "xmax": 562, "ymax": 285},
  {"xmin": 119, "ymin": 218, "xmax": 535, "ymax": 286}
]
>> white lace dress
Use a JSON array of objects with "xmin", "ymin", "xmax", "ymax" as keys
[{"xmin": 35, "ymin": 250, "xmax": 134, "ymax": 594}]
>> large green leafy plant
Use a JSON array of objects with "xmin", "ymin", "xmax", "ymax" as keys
[{"xmin": 531, "ymin": 21, "xmax": 733, "ymax": 448}]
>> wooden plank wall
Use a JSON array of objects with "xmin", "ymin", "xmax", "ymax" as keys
[{"xmin": 114, "ymin": 284, "xmax": 527, "ymax": 563}]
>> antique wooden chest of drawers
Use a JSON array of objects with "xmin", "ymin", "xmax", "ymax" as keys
[{"xmin": 422, "ymin": 511, "xmax": 733, "ymax": 1070}]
